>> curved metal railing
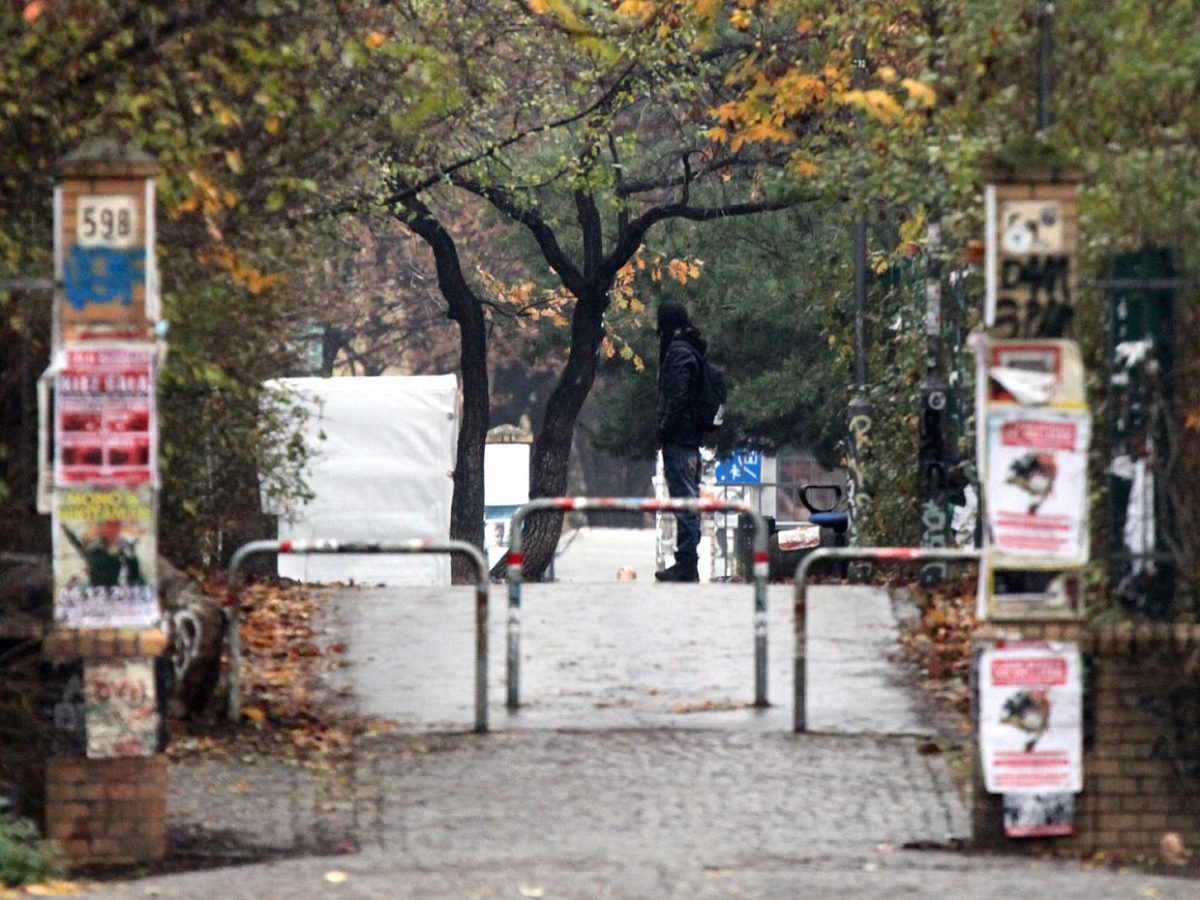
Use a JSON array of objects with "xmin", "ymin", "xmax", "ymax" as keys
[
  {"xmin": 504, "ymin": 497, "xmax": 770, "ymax": 712},
  {"xmin": 792, "ymin": 546, "xmax": 981, "ymax": 733},
  {"xmin": 225, "ymin": 538, "xmax": 490, "ymax": 732}
]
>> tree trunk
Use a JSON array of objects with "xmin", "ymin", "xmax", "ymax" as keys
[
  {"xmin": 450, "ymin": 300, "xmax": 488, "ymax": 582},
  {"xmin": 514, "ymin": 287, "xmax": 608, "ymax": 580},
  {"xmin": 403, "ymin": 200, "xmax": 489, "ymax": 583}
]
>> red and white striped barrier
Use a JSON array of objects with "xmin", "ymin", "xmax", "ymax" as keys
[{"xmin": 504, "ymin": 497, "xmax": 771, "ymax": 712}]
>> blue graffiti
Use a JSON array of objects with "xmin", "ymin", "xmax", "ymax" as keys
[{"xmin": 63, "ymin": 245, "xmax": 145, "ymax": 311}]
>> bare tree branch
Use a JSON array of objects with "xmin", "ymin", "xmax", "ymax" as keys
[{"xmin": 452, "ymin": 178, "xmax": 588, "ymax": 298}]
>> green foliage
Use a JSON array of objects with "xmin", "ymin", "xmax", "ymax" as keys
[
  {"xmin": 157, "ymin": 264, "xmax": 314, "ymax": 565},
  {"xmin": 0, "ymin": 815, "xmax": 62, "ymax": 888},
  {"xmin": 590, "ymin": 207, "xmax": 852, "ymax": 467}
]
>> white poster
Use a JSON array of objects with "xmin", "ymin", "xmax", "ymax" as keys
[
  {"xmin": 85, "ymin": 658, "xmax": 159, "ymax": 759},
  {"xmin": 985, "ymin": 407, "xmax": 1090, "ymax": 565},
  {"xmin": 980, "ymin": 643, "xmax": 1082, "ymax": 794},
  {"xmin": 998, "ymin": 200, "xmax": 1065, "ymax": 255}
]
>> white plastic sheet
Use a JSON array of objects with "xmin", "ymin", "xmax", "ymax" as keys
[{"xmin": 264, "ymin": 375, "xmax": 459, "ymax": 585}]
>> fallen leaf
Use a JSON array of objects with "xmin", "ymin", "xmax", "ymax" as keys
[{"xmin": 1160, "ymin": 832, "xmax": 1192, "ymax": 866}]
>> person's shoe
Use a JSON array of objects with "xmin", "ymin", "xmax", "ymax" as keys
[{"xmin": 655, "ymin": 562, "xmax": 699, "ymax": 582}]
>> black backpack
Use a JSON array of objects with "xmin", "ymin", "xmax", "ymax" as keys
[{"xmin": 692, "ymin": 351, "xmax": 727, "ymax": 431}]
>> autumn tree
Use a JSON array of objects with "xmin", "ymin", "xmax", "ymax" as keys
[
  {"xmin": 369, "ymin": 1, "xmax": 822, "ymax": 578},
  {"xmin": 0, "ymin": 1, "xmax": 457, "ymax": 563},
  {"xmin": 703, "ymin": 0, "xmax": 1200, "ymax": 607}
]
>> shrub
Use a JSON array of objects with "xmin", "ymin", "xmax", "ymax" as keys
[{"xmin": 0, "ymin": 814, "xmax": 62, "ymax": 888}]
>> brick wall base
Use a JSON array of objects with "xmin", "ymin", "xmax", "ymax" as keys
[
  {"xmin": 45, "ymin": 755, "xmax": 167, "ymax": 865},
  {"xmin": 972, "ymin": 621, "xmax": 1200, "ymax": 858}
]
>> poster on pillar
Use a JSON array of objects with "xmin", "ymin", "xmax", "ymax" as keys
[
  {"xmin": 980, "ymin": 642, "xmax": 1083, "ymax": 794},
  {"xmin": 54, "ymin": 343, "xmax": 157, "ymax": 487},
  {"xmin": 985, "ymin": 183, "xmax": 1080, "ymax": 341},
  {"xmin": 984, "ymin": 407, "xmax": 1090, "ymax": 567},
  {"xmin": 84, "ymin": 658, "xmax": 159, "ymax": 758},
  {"xmin": 53, "ymin": 485, "xmax": 160, "ymax": 628}
]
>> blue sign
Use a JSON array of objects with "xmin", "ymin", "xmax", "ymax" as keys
[
  {"xmin": 63, "ymin": 245, "xmax": 145, "ymax": 311},
  {"xmin": 715, "ymin": 450, "xmax": 762, "ymax": 485}
]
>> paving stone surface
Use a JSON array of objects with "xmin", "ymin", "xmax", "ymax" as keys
[{"xmin": 79, "ymin": 531, "xmax": 1200, "ymax": 897}]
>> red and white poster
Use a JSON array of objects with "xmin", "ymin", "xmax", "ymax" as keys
[
  {"xmin": 54, "ymin": 344, "xmax": 156, "ymax": 487},
  {"xmin": 980, "ymin": 642, "xmax": 1082, "ymax": 794},
  {"xmin": 985, "ymin": 407, "xmax": 1089, "ymax": 565}
]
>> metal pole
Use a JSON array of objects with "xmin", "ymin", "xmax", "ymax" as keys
[
  {"xmin": 851, "ymin": 35, "xmax": 869, "ymax": 389},
  {"xmin": 506, "ymin": 535, "xmax": 524, "ymax": 711},
  {"xmin": 225, "ymin": 537, "xmax": 490, "ymax": 732},
  {"xmin": 793, "ymin": 546, "xmax": 981, "ymax": 733},
  {"xmin": 846, "ymin": 36, "xmax": 874, "ymax": 556},
  {"xmin": 1036, "ymin": 1, "xmax": 1055, "ymax": 133},
  {"xmin": 917, "ymin": 219, "xmax": 953, "ymax": 586},
  {"xmin": 505, "ymin": 496, "xmax": 770, "ymax": 712}
]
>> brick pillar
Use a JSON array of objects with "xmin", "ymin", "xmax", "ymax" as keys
[
  {"xmin": 42, "ymin": 628, "xmax": 170, "ymax": 865},
  {"xmin": 45, "ymin": 756, "xmax": 167, "ymax": 865},
  {"xmin": 40, "ymin": 140, "xmax": 169, "ymax": 867}
]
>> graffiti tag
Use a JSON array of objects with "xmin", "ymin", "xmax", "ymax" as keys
[{"xmin": 994, "ymin": 254, "xmax": 1073, "ymax": 339}]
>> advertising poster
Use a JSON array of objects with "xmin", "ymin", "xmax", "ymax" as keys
[
  {"xmin": 986, "ymin": 188, "xmax": 1077, "ymax": 341},
  {"xmin": 84, "ymin": 658, "xmax": 158, "ymax": 758},
  {"xmin": 54, "ymin": 343, "xmax": 156, "ymax": 487},
  {"xmin": 980, "ymin": 642, "xmax": 1082, "ymax": 794},
  {"xmin": 986, "ymin": 566, "xmax": 1083, "ymax": 620},
  {"xmin": 987, "ymin": 340, "xmax": 1085, "ymax": 407},
  {"xmin": 985, "ymin": 407, "xmax": 1090, "ymax": 565},
  {"xmin": 1003, "ymin": 792, "xmax": 1076, "ymax": 838},
  {"xmin": 53, "ymin": 486, "xmax": 159, "ymax": 628}
]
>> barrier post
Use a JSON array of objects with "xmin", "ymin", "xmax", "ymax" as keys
[
  {"xmin": 505, "ymin": 497, "xmax": 769, "ymax": 712},
  {"xmin": 793, "ymin": 546, "xmax": 981, "ymax": 733},
  {"xmin": 226, "ymin": 538, "xmax": 490, "ymax": 732}
]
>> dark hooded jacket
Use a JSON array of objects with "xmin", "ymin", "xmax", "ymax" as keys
[{"xmin": 657, "ymin": 327, "xmax": 707, "ymax": 448}]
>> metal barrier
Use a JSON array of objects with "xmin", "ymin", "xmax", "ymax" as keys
[
  {"xmin": 792, "ymin": 546, "xmax": 981, "ymax": 733},
  {"xmin": 225, "ymin": 538, "xmax": 490, "ymax": 733},
  {"xmin": 505, "ymin": 497, "xmax": 770, "ymax": 712}
]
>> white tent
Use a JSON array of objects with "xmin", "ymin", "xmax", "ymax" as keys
[{"xmin": 263, "ymin": 375, "xmax": 459, "ymax": 585}]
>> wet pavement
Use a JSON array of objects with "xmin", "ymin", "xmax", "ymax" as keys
[
  {"xmin": 334, "ymin": 580, "xmax": 928, "ymax": 735},
  {"xmin": 80, "ymin": 529, "xmax": 1200, "ymax": 898}
]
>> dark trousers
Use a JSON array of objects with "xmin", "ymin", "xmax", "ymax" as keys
[{"xmin": 662, "ymin": 443, "xmax": 701, "ymax": 564}]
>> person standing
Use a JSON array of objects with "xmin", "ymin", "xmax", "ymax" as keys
[{"xmin": 655, "ymin": 301, "xmax": 706, "ymax": 582}]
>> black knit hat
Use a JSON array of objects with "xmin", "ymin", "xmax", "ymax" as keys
[{"xmin": 656, "ymin": 301, "xmax": 689, "ymax": 334}]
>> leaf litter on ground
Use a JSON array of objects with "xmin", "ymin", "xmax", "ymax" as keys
[{"xmin": 167, "ymin": 577, "xmax": 400, "ymax": 770}]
